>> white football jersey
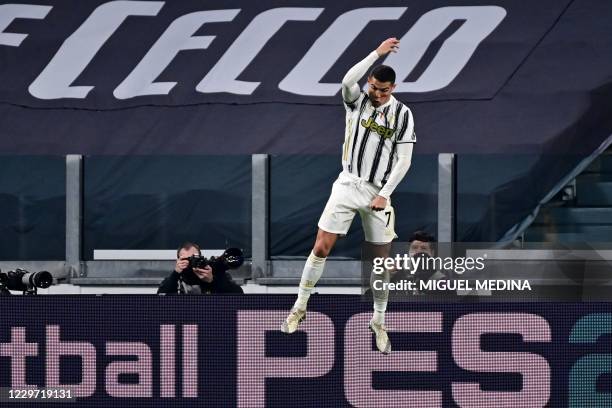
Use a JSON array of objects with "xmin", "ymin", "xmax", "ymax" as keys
[{"xmin": 341, "ymin": 92, "xmax": 415, "ymax": 188}]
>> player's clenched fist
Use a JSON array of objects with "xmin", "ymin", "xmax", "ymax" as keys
[
  {"xmin": 376, "ymin": 37, "xmax": 400, "ymax": 57},
  {"xmin": 370, "ymin": 195, "xmax": 388, "ymax": 211}
]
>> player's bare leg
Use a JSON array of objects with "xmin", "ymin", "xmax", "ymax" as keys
[
  {"xmin": 281, "ymin": 229, "xmax": 337, "ymax": 334},
  {"xmin": 366, "ymin": 241, "xmax": 392, "ymax": 354}
]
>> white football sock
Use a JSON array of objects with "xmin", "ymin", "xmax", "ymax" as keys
[
  {"xmin": 370, "ymin": 268, "xmax": 389, "ymax": 325},
  {"xmin": 372, "ymin": 301, "xmax": 387, "ymax": 325},
  {"xmin": 293, "ymin": 251, "xmax": 326, "ymax": 311}
]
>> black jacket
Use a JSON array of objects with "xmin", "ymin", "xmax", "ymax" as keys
[{"xmin": 157, "ymin": 267, "xmax": 243, "ymax": 294}]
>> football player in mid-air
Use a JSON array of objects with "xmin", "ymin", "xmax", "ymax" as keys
[{"xmin": 281, "ymin": 38, "xmax": 416, "ymax": 354}]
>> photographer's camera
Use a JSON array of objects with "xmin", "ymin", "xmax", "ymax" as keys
[{"xmin": 0, "ymin": 268, "xmax": 53, "ymax": 295}]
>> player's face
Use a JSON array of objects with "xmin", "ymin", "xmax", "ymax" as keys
[{"xmin": 367, "ymin": 76, "xmax": 395, "ymax": 107}]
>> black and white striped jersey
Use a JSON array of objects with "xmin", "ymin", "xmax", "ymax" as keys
[{"xmin": 341, "ymin": 92, "xmax": 415, "ymax": 188}]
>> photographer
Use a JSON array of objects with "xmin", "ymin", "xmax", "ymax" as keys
[{"xmin": 157, "ymin": 242, "xmax": 243, "ymax": 295}]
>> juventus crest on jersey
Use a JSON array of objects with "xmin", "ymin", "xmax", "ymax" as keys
[{"xmin": 342, "ymin": 92, "xmax": 415, "ymax": 188}]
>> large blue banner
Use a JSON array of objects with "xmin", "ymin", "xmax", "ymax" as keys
[{"xmin": 0, "ymin": 295, "xmax": 610, "ymax": 407}]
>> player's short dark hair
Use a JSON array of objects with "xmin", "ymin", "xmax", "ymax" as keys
[
  {"xmin": 409, "ymin": 231, "xmax": 436, "ymax": 243},
  {"xmin": 369, "ymin": 65, "xmax": 396, "ymax": 84},
  {"xmin": 177, "ymin": 241, "xmax": 201, "ymax": 258}
]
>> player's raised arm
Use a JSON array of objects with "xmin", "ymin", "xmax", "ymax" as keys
[{"xmin": 341, "ymin": 37, "xmax": 400, "ymax": 104}]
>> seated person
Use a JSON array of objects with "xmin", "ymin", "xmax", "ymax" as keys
[
  {"xmin": 157, "ymin": 242, "xmax": 243, "ymax": 294},
  {"xmin": 365, "ymin": 230, "xmax": 439, "ymax": 299},
  {"xmin": 406, "ymin": 230, "xmax": 441, "ymax": 293},
  {"xmin": 408, "ymin": 230, "xmax": 435, "ymax": 258}
]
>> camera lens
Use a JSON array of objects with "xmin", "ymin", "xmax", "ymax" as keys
[{"xmin": 27, "ymin": 271, "xmax": 53, "ymax": 288}]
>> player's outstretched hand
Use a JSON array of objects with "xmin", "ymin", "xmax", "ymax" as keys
[
  {"xmin": 376, "ymin": 38, "xmax": 400, "ymax": 57},
  {"xmin": 370, "ymin": 195, "xmax": 388, "ymax": 211}
]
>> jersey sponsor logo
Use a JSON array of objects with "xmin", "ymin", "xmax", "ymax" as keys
[{"xmin": 361, "ymin": 117, "xmax": 394, "ymax": 139}]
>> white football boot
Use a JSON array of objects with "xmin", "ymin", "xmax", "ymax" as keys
[
  {"xmin": 281, "ymin": 308, "xmax": 306, "ymax": 334},
  {"xmin": 369, "ymin": 321, "xmax": 391, "ymax": 354}
]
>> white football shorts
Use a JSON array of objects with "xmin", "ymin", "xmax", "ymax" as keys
[{"xmin": 318, "ymin": 171, "xmax": 397, "ymax": 244}]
